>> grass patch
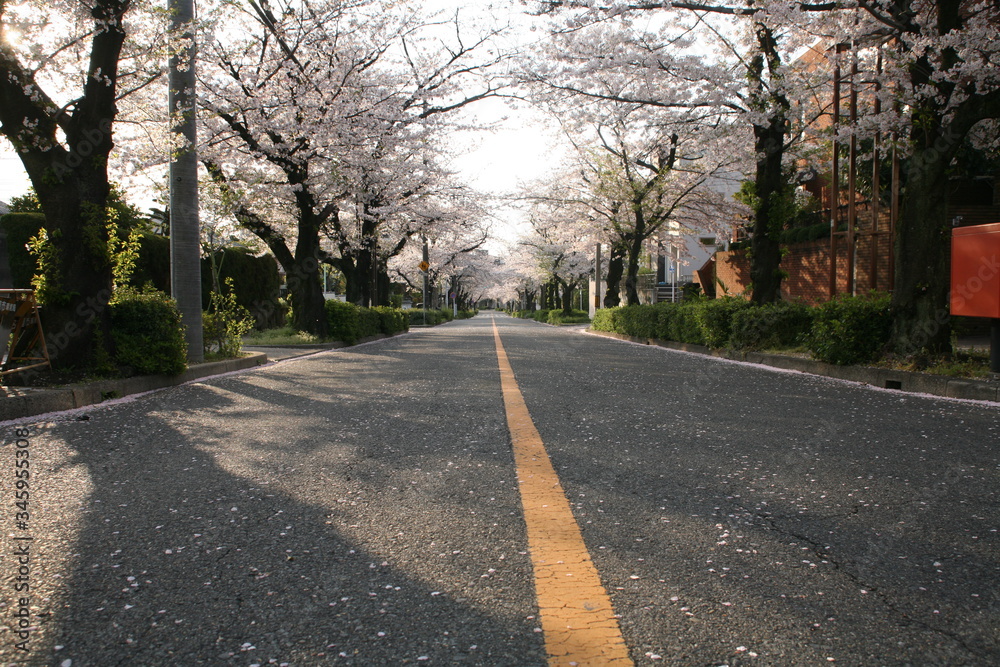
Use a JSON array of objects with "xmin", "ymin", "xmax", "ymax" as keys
[
  {"xmin": 243, "ymin": 326, "xmax": 323, "ymax": 346},
  {"xmin": 875, "ymin": 351, "xmax": 994, "ymax": 379},
  {"xmin": 547, "ymin": 309, "xmax": 591, "ymax": 325}
]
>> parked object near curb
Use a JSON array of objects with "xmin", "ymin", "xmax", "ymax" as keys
[{"xmin": 951, "ymin": 222, "xmax": 1000, "ymax": 372}]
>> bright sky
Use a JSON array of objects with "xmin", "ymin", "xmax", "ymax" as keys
[
  {"xmin": 0, "ymin": 0, "xmax": 566, "ymax": 242},
  {"xmin": 0, "ymin": 100, "xmax": 564, "ymax": 233},
  {"xmin": 0, "ymin": 147, "xmax": 31, "ymax": 204},
  {"xmin": 448, "ymin": 96, "xmax": 568, "ymax": 244}
]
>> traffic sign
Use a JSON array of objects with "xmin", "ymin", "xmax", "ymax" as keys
[{"xmin": 419, "ymin": 260, "xmax": 430, "ymax": 272}]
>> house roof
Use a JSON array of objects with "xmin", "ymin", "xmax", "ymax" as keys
[{"xmin": 0, "ymin": 200, "xmax": 9, "ymax": 216}]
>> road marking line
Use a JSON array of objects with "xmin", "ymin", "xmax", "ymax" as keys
[{"xmin": 492, "ymin": 318, "xmax": 633, "ymax": 666}]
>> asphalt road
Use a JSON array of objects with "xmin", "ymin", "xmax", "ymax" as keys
[{"xmin": 1, "ymin": 313, "xmax": 998, "ymax": 666}]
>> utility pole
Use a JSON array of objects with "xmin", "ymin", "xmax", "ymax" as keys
[
  {"xmin": 593, "ymin": 242, "xmax": 602, "ymax": 317},
  {"xmin": 422, "ymin": 237, "xmax": 429, "ymax": 326},
  {"xmin": 169, "ymin": 0, "xmax": 203, "ymax": 362}
]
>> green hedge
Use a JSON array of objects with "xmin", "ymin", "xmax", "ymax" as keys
[
  {"xmin": 729, "ymin": 301, "xmax": 814, "ymax": 351},
  {"xmin": 0, "ymin": 212, "xmax": 44, "ymax": 289},
  {"xmin": 110, "ymin": 288, "xmax": 187, "ymax": 375},
  {"xmin": 407, "ymin": 308, "xmax": 456, "ymax": 326},
  {"xmin": 694, "ymin": 297, "xmax": 753, "ymax": 348},
  {"xmin": 807, "ymin": 293, "xmax": 892, "ymax": 365},
  {"xmin": 592, "ymin": 293, "xmax": 893, "ymax": 366},
  {"xmin": 658, "ymin": 302, "xmax": 706, "ymax": 345},
  {"xmin": 326, "ymin": 301, "xmax": 408, "ymax": 344},
  {"xmin": 202, "ymin": 248, "xmax": 282, "ymax": 329},
  {"xmin": 325, "ymin": 301, "xmax": 363, "ymax": 344},
  {"xmin": 371, "ymin": 306, "xmax": 409, "ymax": 335},
  {"xmin": 612, "ymin": 304, "xmax": 661, "ymax": 338},
  {"xmin": 591, "ymin": 308, "xmax": 615, "ymax": 332}
]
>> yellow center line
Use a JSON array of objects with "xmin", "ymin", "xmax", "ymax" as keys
[{"xmin": 492, "ymin": 317, "xmax": 633, "ymax": 666}]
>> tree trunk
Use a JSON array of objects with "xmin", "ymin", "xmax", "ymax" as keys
[
  {"xmin": 287, "ymin": 230, "xmax": 328, "ymax": 337},
  {"xmin": 889, "ymin": 133, "xmax": 960, "ymax": 355},
  {"xmin": 624, "ymin": 234, "xmax": 644, "ymax": 306},
  {"xmin": 0, "ymin": 0, "xmax": 131, "ymax": 371},
  {"xmin": 560, "ymin": 281, "xmax": 575, "ymax": 314},
  {"xmin": 748, "ymin": 115, "xmax": 786, "ymax": 305},
  {"xmin": 604, "ymin": 243, "xmax": 626, "ymax": 307},
  {"xmin": 355, "ymin": 246, "xmax": 374, "ymax": 307},
  {"xmin": 33, "ymin": 180, "xmax": 116, "ymax": 371},
  {"xmin": 376, "ymin": 267, "xmax": 391, "ymax": 307},
  {"xmin": 338, "ymin": 256, "xmax": 361, "ymax": 305},
  {"xmin": 747, "ymin": 24, "xmax": 789, "ymax": 306}
]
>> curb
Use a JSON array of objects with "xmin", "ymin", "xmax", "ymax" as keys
[
  {"xmin": 0, "ymin": 353, "xmax": 268, "ymax": 422},
  {"xmin": 588, "ymin": 330, "xmax": 1000, "ymax": 404},
  {"xmin": 244, "ymin": 341, "xmax": 349, "ymax": 350}
]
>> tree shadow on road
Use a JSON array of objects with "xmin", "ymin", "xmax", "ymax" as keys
[{"xmin": 9, "ymin": 332, "xmax": 545, "ymax": 665}]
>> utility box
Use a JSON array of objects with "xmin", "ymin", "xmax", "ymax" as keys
[{"xmin": 951, "ymin": 222, "xmax": 1000, "ymax": 318}]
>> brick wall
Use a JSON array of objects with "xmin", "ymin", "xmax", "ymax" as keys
[{"xmin": 715, "ymin": 235, "xmax": 894, "ymax": 305}]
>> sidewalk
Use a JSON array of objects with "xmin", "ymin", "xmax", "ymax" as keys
[
  {"xmin": 0, "ymin": 332, "xmax": 411, "ymax": 423},
  {"xmin": 588, "ymin": 329, "xmax": 1000, "ymax": 403},
  {"xmin": 0, "ymin": 353, "xmax": 268, "ymax": 422}
]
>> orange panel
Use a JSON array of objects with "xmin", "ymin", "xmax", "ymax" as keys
[{"xmin": 951, "ymin": 223, "xmax": 1000, "ymax": 318}]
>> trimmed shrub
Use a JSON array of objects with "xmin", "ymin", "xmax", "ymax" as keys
[
  {"xmin": 612, "ymin": 304, "xmax": 660, "ymax": 338},
  {"xmin": 408, "ymin": 308, "xmax": 446, "ymax": 326},
  {"xmin": 326, "ymin": 300, "xmax": 362, "ymax": 344},
  {"xmin": 808, "ymin": 293, "xmax": 892, "ymax": 365},
  {"xmin": 591, "ymin": 308, "xmax": 616, "ymax": 331},
  {"xmin": 532, "ymin": 309, "xmax": 551, "ymax": 323},
  {"xmin": 110, "ymin": 288, "xmax": 187, "ymax": 375},
  {"xmin": 358, "ymin": 307, "xmax": 381, "ymax": 339},
  {"xmin": 662, "ymin": 301, "xmax": 706, "ymax": 345},
  {"xmin": 695, "ymin": 297, "xmax": 753, "ymax": 348},
  {"xmin": 371, "ymin": 306, "xmax": 408, "ymax": 335},
  {"xmin": 729, "ymin": 301, "xmax": 815, "ymax": 351},
  {"xmin": 408, "ymin": 308, "xmax": 433, "ymax": 326}
]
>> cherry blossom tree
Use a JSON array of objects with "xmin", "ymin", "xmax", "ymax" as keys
[
  {"xmin": 390, "ymin": 209, "xmax": 491, "ymax": 310},
  {"xmin": 846, "ymin": 0, "xmax": 1000, "ymax": 353},
  {"xmin": 198, "ymin": 0, "xmax": 510, "ymax": 334},
  {"xmin": 521, "ymin": 197, "xmax": 594, "ymax": 314},
  {"xmin": 0, "ymin": 0, "xmax": 162, "ymax": 368},
  {"xmin": 528, "ymin": 0, "xmax": 1000, "ymax": 353},
  {"xmin": 523, "ymin": 0, "xmax": 831, "ymax": 304},
  {"xmin": 491, "ymin": 242, "xmax": 547, "ymax": 311},
  {"xmin": 522, "ymin": 102, "xmax": 739, "ymax": 306}
]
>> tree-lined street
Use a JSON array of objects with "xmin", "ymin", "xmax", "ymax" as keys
[{"xmin": 2, "ymin": 315, "xmax": 998, "ymax": 665}]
